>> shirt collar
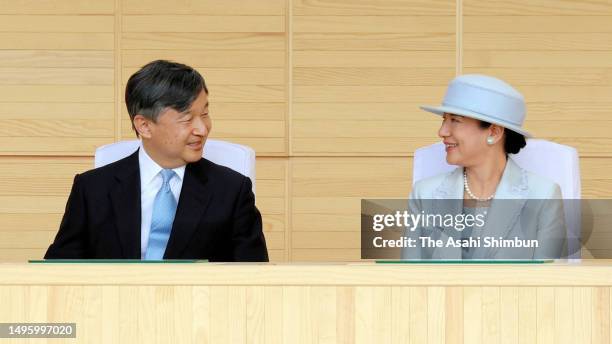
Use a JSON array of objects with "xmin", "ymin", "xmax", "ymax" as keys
[{"xmin": 138, "ymin": 141, "xmax": 186, "ymax": 185}]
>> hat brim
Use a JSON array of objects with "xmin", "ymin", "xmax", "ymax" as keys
[{"xmin": 420, "ymin": 105, "xmax": 532, "ymax": 138}]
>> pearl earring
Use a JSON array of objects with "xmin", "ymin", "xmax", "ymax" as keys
[{"xmin": 486, "ymin": 136, "xmax": 495, "ymax": 145}]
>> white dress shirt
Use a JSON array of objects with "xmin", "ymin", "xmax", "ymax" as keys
[{"xmin": 138, "ymin": 142, "xmax": 186, "ymax": 259}]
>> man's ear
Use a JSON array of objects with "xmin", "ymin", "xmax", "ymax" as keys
[{"xmin": 133, "ymin": 115, "xmax": 152, "ymax": 139}]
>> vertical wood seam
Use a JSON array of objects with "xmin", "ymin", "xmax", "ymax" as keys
[{"xmin": 114, "ymin": 0, "xmax": 122, "ymax": 142}]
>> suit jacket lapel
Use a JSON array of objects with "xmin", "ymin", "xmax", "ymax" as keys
[
  {"xmin": 109, "ymin": 150, "xmax": 142, "ymax": 259},
  {"xmin": 473, "ymin": 158, "xmax": 529, "ymax": 259},
  {"xmin": 432, "ymin": 168, "xmax": 464, "ymax": 259},
  {"xmin": 163, "ymin": 161, "xmax": 213, "ymax": 258}
]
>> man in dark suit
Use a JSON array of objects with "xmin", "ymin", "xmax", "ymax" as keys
[{"xmin": 45, "ymin": 60, "xmax": 268, "ymax": 261}]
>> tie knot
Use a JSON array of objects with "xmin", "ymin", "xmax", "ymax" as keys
[{"xmin": 160, "ymin": 169, "xmax": 175, "ymax": 185}]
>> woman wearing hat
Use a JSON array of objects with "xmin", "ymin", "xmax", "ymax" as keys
[{"xmin": 401, "ymin": 74, "xmax": 566, "ymax": 260}]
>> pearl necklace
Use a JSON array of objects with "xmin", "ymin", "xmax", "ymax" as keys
[{"xmin": 463, "ymin": 170, "xmax": 495, "ymax": 201}]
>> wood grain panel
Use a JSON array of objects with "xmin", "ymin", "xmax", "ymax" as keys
[
  {"xmin": 0, "ymin": 15, "xmax": 113, "ymax": 32},
  {"xmin": 0, "ymin": 33, "xmax": 113, "ymax": 50},
  {"xmin": 123, "ymin": 0, "xmax": 285, "ymax": 15},
  {"xmin": 0, "ymin": 68, "xmax": 113, "ymax": 85},
  {"xmin": 294, "ymin": 68, "xmax": 455, "ymax": 85},
  {"xmin": 464, "ymin": 51, "xmax": 612, "ymax": 68},
  {"xmin": 123, "ymin": 15, "xmax": 285, "ymax": 33},
  {"xmin": 465, "ymin": 16, "xmax": 612, "ymax": 33},
  {"xmin": 122, "ymin": 67, "xmax": 284, "ymax": 85},
  {"xmin": 294, "ymin": 16, "xmax": 454, "ymax": 33},
  {"xmin": 294, "ymin": 51, "xmax": 455, "ymax": 67},
  {"xmin": 465, "ymin": 33, "xmax": 612, "ymax": 51},
  {"xmin": 464, "ymin": 0, "xmax": 612, "ymax": 16},
  {"xmin": 0, "ymin": 85, "xmax": 113, "ymax": 102},
  {"xmin": 0, "ymin": 50, "xmax": 113, "ymax": 68},
  {"xmin": 294, "ymin": 32, "xmax": 454, "ymax": 51},
  {"xmin": 293, "ymin": 0, "xmax": 455, "ymax": 15},
  {"xmin": 122, "ymin": 50, "xmax": 285, "ymax": 68},
  {"xmin": 122, "ymin": 33, "xmax": 285, "ymax": 51},
  {"xmin": 0, "ymin": 0, "xmax": 114, "ymax": 14}
]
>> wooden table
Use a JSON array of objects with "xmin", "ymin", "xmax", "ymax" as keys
[{"xmin": 1, "ymin": 261, "xmax": 610, "ymax": 343}]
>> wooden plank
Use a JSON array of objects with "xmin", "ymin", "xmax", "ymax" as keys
[
  {"xmin": 292, "ymin": 120, "xmax": 441, "ymax": 138},
  {"xmin": 291, "ymin": 249, "xmax": 360, "ymax": 261},
  {"xmin": 256, "ymin": 158, "xmax": 287, "ymax": 180},
  {"xmin": 0, "ymin": 85, "xmax": 113, "ymax": 103},
  {"xmin": 0, "ymin": 102, "xmax": 114, "ymax": 119},
  {"xmin": 0, "ymin": 32, "xmax": 113, "ymax": 50},
  {"xmin": 0, "ymin": 137, "xmax": 111, "ymax": 155},
  {"xmin": 481, "ymin": 287, "xmax": 500, "ymax": 343},
  {"xmin": 0, "ymin": 15, "xmax": 113, "ymax": 32},
  {"xmin": 122, "ymin": 50, "xmax": 285, "ymax": 68},
  {"xmin": 536, "ymin": 288, "xmax": 555, "ymax": 344},
  {"xmin": 0, "ymin": 230, "xmax": 56, "ymax": 249},
  {"xmin": 592, "ymin": 287, "xmax": 610, "ymax": 344},
  {"xmin": 294, "ymin": 51, "xmax": 455, "ymax": 68},
  {"xmin": 445, "ymin": 287, "xmax": 464, "ymax": 344},
  {"xmin": 500, "ymin": 288, "xmax": 519, "ymax": 344},
  {"xmin": 465, "ymin": 16, "xmax": 612, "ymax": 33},
  {"xmin": 463, "ymin": 287, "xmax": 482, "ymax": 344},
  {"xmin": 464, "ymin": 51, "xmax": 612, "ymax": 68},
  {"xmin": 465, "ymin": 33, "xmax": 612, "ymax": 51},
  {"xmin": 123, "ymin": 0, "xmax": 285, "ymax": 15},
  {"xmin": 293, "ymin": 67, "xmax": 454, "ymax": 85},
  {"xmin": 0, "ymin": 50, "xmax": 113, "ymax": 68},
  {"xmin": 293, "ymin": 86, "xmax": 446, "ymax": 102},
  {"xmin": 292, "ymin": 232, "xmax": 360, "ymax": 249},
  {"xmin": 462, "ymin": 68, "xmax": 612, "ymax": 86},
  {"xmin": 121, "ymin": 33, "xmax": 285, "ymax": 50},
  {"xmin": 0, "ymin": 214, "xmax": 64, "ymax": 232},
  {"xmin": 291, "ymin": 137, "xmax": 439, "ymax": 155},
  {"xmin": 0, "ymin": 119, "xmax": 113, "ymax": 138},
  {"xmin": 464, "ymin": 0, "xmax": 612, "ymax": 16},
  {"xmin": 0, "ymin": 0, "xmax": 114, "ymax": 14},
  {"xmin": 123, "ymin": 67, "xmax": 284, "ymax": 85},
  {"xmin": 293, "ymin": 0, "xmax": 455, "ymax": 16},
  {"xmin": 123, "ymin": 15, "xmax": 285, "ymax": 33},
  {"xmin": 294, "ymin": 32, "xmax": 454, "ymax": 51},
  {"xmin": 293, "ymin": 102, "xmax": 445, "ymax": 121},
  {"xmin": 0, "ymin": 68, "xmax": 113, "ymax": 85},
  {"xmin": 293, "ymin": 16, "xmax": 454, "ymax": 33}
]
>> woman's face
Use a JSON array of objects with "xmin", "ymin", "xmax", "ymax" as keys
[{"xmin": 438, "ymin": 113, "xmax": 491, "ymax": 166}]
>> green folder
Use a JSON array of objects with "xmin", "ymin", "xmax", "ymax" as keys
[{"xmin": 29, "ymin": 259, "xmax": 207, "ymax": 264}]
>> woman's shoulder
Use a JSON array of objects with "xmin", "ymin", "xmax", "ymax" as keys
[
  {"xmin": 521, "ymin": 167, "xmax": 563, "ymax": 199},
  {"xmin": 411, "ymin": 167, "xmax": 463, "ymax": 199}
]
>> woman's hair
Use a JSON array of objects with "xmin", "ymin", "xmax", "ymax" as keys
[{"xmin": 478, "ymin": 120, "xmax": 526, "ymax": 154}]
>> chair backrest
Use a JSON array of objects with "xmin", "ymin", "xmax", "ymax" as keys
[
  {"xmin": 412, "ymin": 139, "xmax": 581, "ymax": 258},
  {"xmin": 94, "ymin": 139, "xmax": 256, "ymax": 193},
  {"xmin": 413, "ymin": 139, "xmax": 580, "ymax": 199}
]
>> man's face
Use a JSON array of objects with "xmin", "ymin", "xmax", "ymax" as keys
[{"xmin": 139, "ymin": 91, "xmax": 211, "ymax": 168}]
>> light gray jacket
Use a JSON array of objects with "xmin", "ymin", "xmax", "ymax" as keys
[{"xmin": 401, "ymin": 158, "xmax": 566, "ymax": 260}]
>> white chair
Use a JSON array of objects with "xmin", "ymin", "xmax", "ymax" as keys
[
  {"xmin": 412, "ymin": 139, "xmax": 581, "ymax": 258},
  {"xmin": 94, "ymin": 139, "xmax": 256, "ymax": 193}
]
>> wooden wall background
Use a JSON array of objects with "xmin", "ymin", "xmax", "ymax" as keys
[{"xmin": 0, "ymin": 0, "xmax": 611, "ymax": 262}]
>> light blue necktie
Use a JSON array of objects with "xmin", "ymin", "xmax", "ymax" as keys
[{"xmin": 145, "ymin": 169, "xmax": 177, "ymax": 260}]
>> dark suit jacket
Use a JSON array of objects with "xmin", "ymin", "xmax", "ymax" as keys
[{"xmin": 44, "ymin": 150, "xmax": 268, "ymax": 261}]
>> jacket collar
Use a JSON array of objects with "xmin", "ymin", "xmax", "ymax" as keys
[{"xmin": 430, "ymin": 157, "xmax": 530, "ymax": 259}]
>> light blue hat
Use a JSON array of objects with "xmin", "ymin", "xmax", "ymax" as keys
[{"xmin": 421, "ymin": 74, "xmax": 531, "ymax": 137}]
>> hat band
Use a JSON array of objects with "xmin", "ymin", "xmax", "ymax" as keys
[{"xmin": 443, "ymin": 81, "xmax": 525, "ymax": 127}]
